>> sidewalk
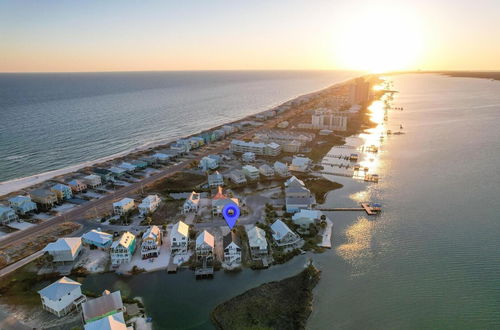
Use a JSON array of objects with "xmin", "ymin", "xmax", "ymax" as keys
[{"xmin": 0, "ymin": 250, "xmax": 44, "ymax": 278}]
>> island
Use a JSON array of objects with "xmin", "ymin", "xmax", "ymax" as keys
[{"xmin": 211, "ymin": 263, "xmax": 321, "ymax": 330}]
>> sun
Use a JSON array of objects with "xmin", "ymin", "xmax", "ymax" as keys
[{"xmin": 332, "ymin": 6, "xmax": 424, "ymax": 73}]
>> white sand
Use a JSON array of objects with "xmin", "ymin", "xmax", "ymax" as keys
[{"xmin": 6, "ymin": 221, "xmax": 36, "ymax": 230}]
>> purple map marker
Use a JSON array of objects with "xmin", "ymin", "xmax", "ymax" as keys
[{"xmin": 222, "ymin": 203, "xmax": 240, "ymax": 229}]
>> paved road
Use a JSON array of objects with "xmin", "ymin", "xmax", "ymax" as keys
[
  {"xmin": 0, "ymin": 250, "xmax": 44, "ymax": 278},
  {"xmin": 0, "ymin": 110, "xmax": 293, "ymax": 251}
]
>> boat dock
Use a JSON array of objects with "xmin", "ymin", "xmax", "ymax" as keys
[
  {"xmin": 167, "ymin": 256, "xmax": 178, "ymax": 274},
  {"xmin": 318, "ymin": 218, "xmax": 333, "ymax": 248},
  {"xmin": 318, "ymin": 203, "xmax": 381, "ymax": 216}
]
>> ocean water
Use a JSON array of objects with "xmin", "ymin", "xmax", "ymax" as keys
[
  {"xmin": 82, "ymin": 74, "xmax": 500, "ymax": 329},
  {"xmin": 0, "ymin": 70, "xmax": 357, "ymax": 182}
]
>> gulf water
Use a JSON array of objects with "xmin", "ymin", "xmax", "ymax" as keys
[{"xmin": 0, "ymin": 70, "xmax": 357, "ymax": 182}]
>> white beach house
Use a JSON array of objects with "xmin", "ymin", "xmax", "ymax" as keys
[
  {"xmin": 113, "ymin": 198, "xmax": 135, "ymax": 215},
  {"xmin": 246, "ymin": 226, "xmax": 268, "ymax": 259},
  {"xmin": 242, "ymin": 152, "xmax": 256, "ymax": 163},
  {"xmin": 271, "ymin": 219, "xmax": 302, "ymax": 249},
  {"xmin": 199, "ymin": 156, "xmax": 219, "ymax": 171},
  {"xmin": 110, "ymin": 232, "xmax": 136, "ymax": 266},
  {"xmin": 196, "ymin": 230, "xmax": 215, "ymax": 260},
  {"xmin": 274, "ymin": 161, "xmax": 290, "ymax": 177},
  {"xmin": 170, "ymin": 220, "xmax": 189, "ymax": 254},
  {"xmin": 141, "ymin": 225, "xmax": 162, "ymax": 259},
  {"xmin": 242, "ymin": 165, "xmax": 260, "ymax": 181},
  {"xmin": 292, "ymin": 209, "xmax": 323, "ymax": 231},
  {"xmin": 51, "ymin": 183, "xmax": 73, "ymax": 200},
  {"xmin": 285, "ymin": 176, "xmax": 313, "ymax": 213},
  {"xmin": 138, "ymin": 194, "xmax": 161, "ymax": 216},
  {"xmin": 117, "ymin": 162, "xmax": 136, "ymax": 172},
  {"xmin": 38, "ymin": 277, "xmax": 86, "ymax": 318},
  {"xmin": 183, "ymin": 191, "xmax": 200, "ymax": 213},
  {"xmin": 43, "ymin": 237, "xmax": 83, "ymax": 263},
  {"xmin": 289, "ymin": 156, "xmax": 312, "ymax": 172}
]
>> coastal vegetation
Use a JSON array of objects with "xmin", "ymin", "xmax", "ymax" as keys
[{"xmin": 211, "ymin": 263, "xmax": 321, "ymax": 330}]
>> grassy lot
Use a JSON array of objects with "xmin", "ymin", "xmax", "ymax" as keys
[
  {"xmin": 302, "ymin": 177, "xmax": 343, "ymax": 204},
  {"xmin": 211, "ymin": 263, "xmax": 321, "ymax": 330},
  {"xmin": 146, "ymin": 171, "xmax": 207, "ymax": 194}
]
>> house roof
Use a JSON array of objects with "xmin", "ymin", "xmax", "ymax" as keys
[
  {"xmin": 291, "ymin": 156, "xmax": 311, "ymax": 166},
  {"xmin": 213, "ymin": 186, "xmax": 227, "ymax": 200},
  {"xmin": 196, "ymin": 230, "xmax": 215, "ymax": 248},
  {"xmin": 141, "ymin": 195, "xmax": 160, "ymax": 205},
  {"xmin": 292, "ymin": 209, "xmax": 321, "ymax": 221},
  {"xmin": 242, "ymin": 165, "xmax": 258, "ymax": 172},
  {"xmin": 82, "ymin": 230, "xmax": 113, "ymax": 245},
  {"xmin": 44, "ymin": 237, "xmax": 81, "ymax": 256},
  {"xmin": 285, "ymin": 176, "xmax": 305, "ymax": 187},
  {"xmin": 51, "ymin": 183, "xmax": 71, "ymax": 191},
  {"xmin": 268, "ymin": 142, "xmax": 281, "ymax": 149},
  {"xmin": 38, "ymin": 276, "xmax": 81, "ymax": 301},
  {"xmin": 271, "ymin": 219, "xmax": 294, "ymax": 241},
  {"xmin": 172, "ymin": 221, "xmax": 189, "ymax": 238},
  {"xmin": 0, "ymin": 205, "xmax": 15, "ymax": 214},
  {"xmin": 68, "ymin": 179, "xmax": 85, "ymax": 186},
  {"xmin": 247, "ymin": 226, "xmax": 268, "ymax": 249},
  {"xmin": 285, "ymin": 196, "xmax": 313, "ymax": 205},
  {"xmin": 142, "ymin": 225, "xmax": 161, "ymax": 241},
  {"xmin": 111, "ymin": 232, "xmax": 135, "ymax": 249},
  {"xmin": 8, "ymin": 195, "xmax": 31, "ymax": 204},
  {"xmin": 82, "ymin": 290, "xmax": 124, "ymax": 322},
  {"xmin": 274, "ymin": 161, "xmax": 288, "ymax": 169},
  {"xmin": 223, "ymin": 232, "xmax": 241, "ymax": 249},
  {"xmin": 84, "ymin": 312, "xmax": 126, "ymax": 330},
  {"xmin": 113, "ymin": 198, "xmax": 134, "ymax": 207}
]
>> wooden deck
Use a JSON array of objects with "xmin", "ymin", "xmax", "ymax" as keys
[{"xmin": 318, "ymin": 203, "xmax": 381, "ymax": 216}]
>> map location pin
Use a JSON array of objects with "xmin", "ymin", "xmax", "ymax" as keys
[{"xmin": 222, "ymin": 203, "xmax": 240, "ymax": 229}]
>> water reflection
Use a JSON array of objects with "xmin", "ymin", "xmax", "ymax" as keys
[{"xmin": 336, "ymin": 217, "xmax": 375, "ymax": 268}]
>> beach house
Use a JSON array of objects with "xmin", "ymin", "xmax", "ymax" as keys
[
  {"xmin": 242, "ymin": 165, "xmax": 260, "ymax": 181},
  {"xmin": 130, "ymin": 159, "xmax": 148, "ymax": 170},
  {"xmin": 183, "ymin": 191, "xmax": 200, "ymax": 213},
  {"xmin": 51, "ymin": 183, "xmax": 73, "ymax": 201},
  {"xmin": 83, "ymin": 174, "xmax": 102, "ymax": 188},
  {"xmin": 43, "ymin": 237, "xmax": 83, "ymax": 263},
  {"xmin": 111, "ymin": 232, "xmax": 136, "ymax": 266},
  {"xmin": 118, "ymin": 162, "xmax": 136, "ymax": 172},
  {"xmin": 292, "ymin": 209, "xmax": 323, "ymax": 232},
  {"xmin": 199, "ymin": 156, "xmax": 219, "ymax": 171},
  {"xmin": 38, "ymin": 277, "xmax": 86, "ymax": 318},
  {"xmin": 212, "ymin": 187, "xmax": 239, "ymax": 216},
  {"xmin": 93, "ymin": 168, "xmax": 115, "ymax": 182},
  {"xmin": 152, "ymin": 153, "xmax": 170, "ymax": 164},
  {"xmin": 229, "ymin": 169, "xmax": 247, "ymax": 184},
  {"xmin": 68, "ymin": 179, "xmax": 87, "ymax": 193},
  {"xmin": 223, "ymin": 232, "xmax": 242, "ymax": 265},
  {"xmin": 84, "ymin": 312, "xmax": 126, "ymax": 330},
  {"xmin": 246, "ymin": 226, "xmax": 268, "ymax": 259},
  {"xmin": 196, "ymin": 230, "xmax": 215, "ymax": 260},
  {"xmin": 109, "ymin": 166, "xmax": 126, "ymax": 177},
  {"xmin": 208, "ymin": 171, "xmax": 224, "ymax": 188},
  {"xmin": 30, "ymin": 189, "xmax": 58, "ymax": 209},
  {"xmin": 259, "ymin": 164, "xmax": 275, "ymax": 177},
  {"xmin": 274, "ymin": 161, "xmax": 290, "ymax": 177},
  {"xmin": 82, "ymin": 229, "xmax": 113, "ymax": 250},
  {"xmin": 265, "ymin": 142, "xmax": 282, "ymax": 156},
  {"xmin": 271, "ymin": 219, "xmax": 301, "ymax": 249},
  {"xmin": 0, "ymin": 205, "xmax": 19, "ymax": 224},
  {"xmin": 141, "ymin": 225, "xmax": 162, "ymax": 259},
  {"xmin": 8, "ymin": 195, "xmax": 37, "ymax": 215},
  {"xmin": 82, "ymin": 290, "xmax": 124, "ymax": 324},
  {"xmin": 170, "ymin": 221, "xmax": 189, "ymax": 254},
  {"xmin": 113, "ymin": 198, "xmax": 135, "ymax": 216},
  {"xmin": 138, "ymin": 195, "xmax": 161, "ymax": 216},
  {"xmin": 285, "ymin": 176, "xmax": 313, "ymax": 213},
  {"xmin": 289, "ymin": 156, "xmax": 312, "ymax": 172},
  {"xmin": 242, "ymin": 152, "xmax": 256, "ymax": 163}
]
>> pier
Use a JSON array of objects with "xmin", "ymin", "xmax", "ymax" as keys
[{"xmin": 317, "ymin": 203, "xmax": 381, "ymax": 215}]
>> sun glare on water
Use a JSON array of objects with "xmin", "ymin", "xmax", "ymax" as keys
[{"xmin": 333, "ymin": 6, "xmax": 424, "ymax": 73}]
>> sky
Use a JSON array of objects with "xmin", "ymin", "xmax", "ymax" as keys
[{"xmin": 1, "ymin": 0, "xmax": 499, "ymax": 73}]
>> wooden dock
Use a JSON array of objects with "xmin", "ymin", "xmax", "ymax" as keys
[
  {"xmin": 318, "ymin": 203, "xmax": 381, "ymax": 216},
  {"xmin": 195, "ymin": 267, "xmax": 214, "ymax": 279},
  {"xmin": 167, "ymin": 256, "xmax": 178, "ymax": 274}
]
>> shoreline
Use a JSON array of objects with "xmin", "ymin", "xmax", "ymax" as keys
[{"xmin": 0, "ymin": 75, "xmax": 360, "ymax": 197}]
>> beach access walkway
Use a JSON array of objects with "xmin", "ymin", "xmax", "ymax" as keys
[{"xmin": 0, "ymin": 250, "xmax": 44, "ymax": 279}]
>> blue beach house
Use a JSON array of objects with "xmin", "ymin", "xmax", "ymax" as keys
[
  {"xmin": 9, "ymin": 195, "xmax": 37, "ymax": 215},
  {"xmin": 51, "ymin": 184, "xmax": 73, "ymax": 200},
  {"xmin": 82, "ymin": 229, "xmax": 113, "ymax": 249}
]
